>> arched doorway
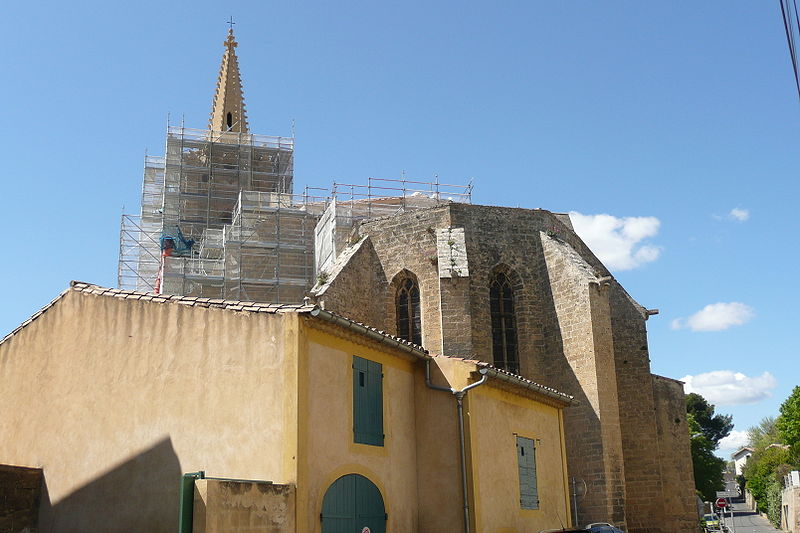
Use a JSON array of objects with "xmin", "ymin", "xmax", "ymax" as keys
[{"xmin": 321, "ymin": 474, "xmax": 386, "ymax": 533}]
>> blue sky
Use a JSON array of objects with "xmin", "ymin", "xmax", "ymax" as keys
[{"xmin": 1, "ymin": 1, "xmax": 797, "ymax": 456}]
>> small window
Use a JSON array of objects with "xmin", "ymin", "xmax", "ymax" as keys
[
  {"xmin": 226, "ymin": 112, "xmax": 233, "ymax": 130},
  {"xmin": 353, "ymin": 356, "xmax": 384, "ymax": 446},
  {"xmin": 490, "ymin": 271, "xmax": 519, "ymax": 373},
  {"xmin": 396, "ymin": 277, "xmax": 422, "ymax": 345},
  {"xmin": 517, "ymin": 436, "xmax": 539, "ymax": 509}
]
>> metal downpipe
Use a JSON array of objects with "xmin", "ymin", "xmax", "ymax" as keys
[{"xmin": 425, "ymin": 360, "xmax": 488, "ymax": 533}]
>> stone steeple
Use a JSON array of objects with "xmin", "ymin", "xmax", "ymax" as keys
[{"xmin": 209, "ymin": 28, "xmax": 249, "ymax": 134}]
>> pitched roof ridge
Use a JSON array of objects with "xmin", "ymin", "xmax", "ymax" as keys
[
  {"xmin": 0, "ymin": 281, "xmax": 318, "ymax": 348},
  {"xmin": 0, "ymin": 286, "xmax": 74, "ymax": 346}
]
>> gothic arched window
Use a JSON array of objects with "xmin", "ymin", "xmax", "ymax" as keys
[
  {"xmin": 226, "ymin": 112, "xmax": 233, "ymax": 130},
  {"xmin": 490, "ymin": 271, "xmax": 519, "ymax": 374},
  {"xmin": 396, "ymin": 277, "xmax": 422, "ymax": 346}
]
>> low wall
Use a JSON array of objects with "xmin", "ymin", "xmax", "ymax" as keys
[
  {"xmin": 194, "ymin": 479, "xmax": 295, "ymax": 533},
  {"xmin": 783, "ymin": 485, "xmax": 800, "ymax": 533},
  {"xmin": 0, "ymin": 464, "xmax": 43, "ymax": 533},
  {"xmin": 745, "ymin": 489, "xmax": 757, "ymax": 511}
]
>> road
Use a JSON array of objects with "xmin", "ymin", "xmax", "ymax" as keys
[{"xmin": 715, "ymin": 499, "xmax": 780, "ymax": 533}]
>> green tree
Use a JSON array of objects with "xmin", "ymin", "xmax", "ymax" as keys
[
  {"xmin": 748, "ymin": 416, "xmax": 779, "ymax": 449},
  {"xmin": 776, "ymin": 385, "xmax": 800, "ymax": 447},
  {"xmin": 688, "ymin": 412, "xmax": 726, "ymax": 500},
  {"xmin": 742, "ymin": 445, "xmax": 792, "ymax": 513},
  {"xmin": 686, "ymin": 393, "xmax": 733, "ymax": 446},
  {"xmin": 766, "ymin": 479, "xmax": 782, "ymax": 527}
]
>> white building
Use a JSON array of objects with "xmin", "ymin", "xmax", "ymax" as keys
[{"xmin": 732, "ymin": 446, "xmax": 754, "ymax": 476}]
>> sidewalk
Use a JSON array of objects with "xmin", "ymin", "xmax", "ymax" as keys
[{"xmin": 722, "ymin": 499, "xmax": 781, "ymax": 533}]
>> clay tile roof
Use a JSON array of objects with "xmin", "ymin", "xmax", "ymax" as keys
[
  {"xmin": 2, "ymin": 281, "xmax": 428, "ymax": 362},
  {"xmin": 0, "ymin": 286, "xmax": 74, "ymax": 345},
  {"xmin": 0, "ymin": 281, "xmax": 316, "ymax": 347},
  {"xmin": 76, "ymin": 281, "xmax": 314, "ymax": 314},
  {"xmin": 436, "ymin": 354, "xmax": 577, "ymax": 405},
  {"xmin": 308, "ymin": 308, "xmax": 429, "ymax": 358}
]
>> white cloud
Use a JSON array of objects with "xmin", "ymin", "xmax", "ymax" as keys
[
  {"xmin": 718, "ymin": 430, "xmax": 750, "ymax": 453},
  {"xmin": 713, "ymin": 207, "xmax": 750, "ymax": 222},
  {"xmin": 680, "ymin": 370, "xmax": 777, "ymax": 406},
  {"xmin": 729, "ymin": 208, "xmax": 750, "ymax": 221},
  {"xmin": 672, "ymin": 302, "xmax": 755, "ymax": 332},
  {"xmin": 569, "ymin": 212, "xmax": 662, "ymax": 271}
]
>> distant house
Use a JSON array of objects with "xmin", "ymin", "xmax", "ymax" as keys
[{"xmin": 732, "ymin": 447, "xmax": 754, "ymax": 476}]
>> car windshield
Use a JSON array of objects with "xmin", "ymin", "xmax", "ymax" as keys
[{"xmin": 703, "ymin": 514, "xmax": 717, "ymax": 521}]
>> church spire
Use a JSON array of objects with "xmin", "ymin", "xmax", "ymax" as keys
[{"xmin": 209, "ymin": 27, "xmax": 249, "ymax": 134}]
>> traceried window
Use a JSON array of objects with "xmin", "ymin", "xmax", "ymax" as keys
[
  {"xmin": 490, "ymin": 271, "xmax": 519, "ymax": 373},
  {"xmin": 396, "ymin": 277, "xmax": 422, "ymax": 346}
]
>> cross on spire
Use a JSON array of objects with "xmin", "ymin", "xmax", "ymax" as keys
[{"xmin": 210, "ymin": 24, "xmax": 248, "ymax": 133}]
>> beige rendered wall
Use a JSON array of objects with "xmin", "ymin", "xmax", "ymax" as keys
[
  {"xmin": 193, "ymin": 479, "xmax": 296, "ymax": 533},
  {"xmin": 467, "ymin": 384, "xmax": 571, "ymax": 533},
  {"xmin": 0, "ymin": 290, "xmax": 300, "ymax": 533},
  {"xmin": 297, "ymin": 321, "xmax": 421, "ymax": 533}
]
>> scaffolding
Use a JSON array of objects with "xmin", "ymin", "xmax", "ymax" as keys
[
  {"xmin": 314, "ymin": 177, "xmax": 473, "ymax": 275},
  {"xmin": 118, "ymin": 123, "xmax": 473, "ymax": 303}
]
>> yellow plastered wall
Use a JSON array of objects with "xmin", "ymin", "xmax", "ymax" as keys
[
  {"xmin": 0, "ymin": 291, "xmax": 300, "ymax": 533},
  {"xmin": 413, "ymin": 359, "xmax": 467, "ymax": 532},
  {"xmin": 468, "ymin": 384, "xmax": 572, "ymax": 533},
  {"xmin": 297, "ymin": 321, "xmax": 421, "ymax": 533}
]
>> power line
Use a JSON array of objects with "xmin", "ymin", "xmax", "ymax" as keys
[{"xmin": 779, "ymin": 0, "xmax": 800, "ymax": 100}]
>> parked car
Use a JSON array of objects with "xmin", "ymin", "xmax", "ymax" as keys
[
  {"xmin": 702, "ymin": 513, "xmax": 721, "ymax": 531},
  {"xmin": 585, "ymin": 523, "xmax": 625, "ymax": 533}
]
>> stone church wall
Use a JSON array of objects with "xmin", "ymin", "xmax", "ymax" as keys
[
  {"xmin": 539, "ymin": 232, "xmax": 626, "ymax": 526},
  {"xmin": 653, "ymin": 375, "xmax": 698, "ymax": 533},
  {"xmin": 314, "ymin": 237, "xmax": 387, "ymax": 329},
  {"xmin": 319, "ymin": 206, "xmax": 452, "ymax": 353},
  {"xmin": 610, "ymin": 284, "xmax": 668, "ymax": 532},
  {"xmin": 314, "ymin": 202, "xmax": 696, "ymax": 531}
]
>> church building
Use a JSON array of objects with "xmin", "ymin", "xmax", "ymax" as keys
[{"xmin": 2, "ymin": 27, "xmax": 697, "ymax": 532}]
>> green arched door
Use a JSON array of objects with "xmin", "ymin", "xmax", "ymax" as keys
[{"xmin": 321, "ymin": 474, "xmax": 386, "ymax": 533}]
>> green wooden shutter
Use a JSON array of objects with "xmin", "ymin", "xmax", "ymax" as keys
[
  {"xmin": 517, "ymin": 436, "xmax": 539, "ymax": 509},
  {"xmin": 353, "ymin": 356, "xmax": 384, "ymax": 446}
]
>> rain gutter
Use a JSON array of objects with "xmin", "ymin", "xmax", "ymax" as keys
[
  {"xmin": 425, "ymin": 359, "xmax": 489, "ymax": 533},
  {"xmin": 309, "ymin": 308, "xmax": 429, "ymax": 360}
]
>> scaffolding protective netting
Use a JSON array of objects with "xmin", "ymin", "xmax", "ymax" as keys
[{"xmin": 160, "ymin": 226, "xmax": 195, "ymax": 257}]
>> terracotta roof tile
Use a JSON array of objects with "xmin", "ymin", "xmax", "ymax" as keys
[
  {"xmin": 434, "ymin": 354, "xmax": 576, "ymax": 404},
  {"xmin": 0, "ymin": 281, "xmax": 317, "ymax": 348}
]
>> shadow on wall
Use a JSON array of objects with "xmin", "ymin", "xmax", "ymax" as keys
[
  {"xmin": 530, "ymin": 234, "xmax": 612, "ymax": 523},
  {"xmin": 39, "ymin": 437, "xmax": 181, "ymax": 533}
]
